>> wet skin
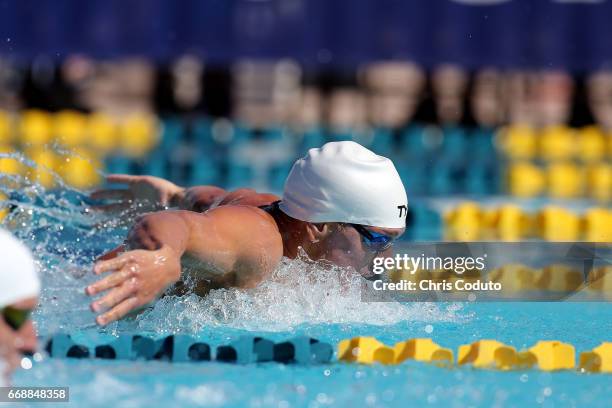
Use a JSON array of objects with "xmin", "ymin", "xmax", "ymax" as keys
[
  {"xmin": 0, "ymin": 297, "xmax": 38, "ymax": 381},
  {"xmin": 86, "ymin": 175, "xmax": 404, "ymax": 326}
]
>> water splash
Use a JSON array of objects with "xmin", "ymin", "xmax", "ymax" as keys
[
  {"xmin": 129, "ymin": 252, "xmax": 466, "ymax": 333},
  {"xmin": 1, "ymin": 150, "xmax": 128, "ymax": 334}
]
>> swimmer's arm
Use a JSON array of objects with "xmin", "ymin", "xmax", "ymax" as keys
[
  {"xmin": 90, "ymin": 174, "xmax": 228, "ymax": 213},
  {"xmin": 90, "ymin": 174, "xmax": 279, "ymax": 214},
  {"xmin": 139, "ymin": 207, "xmax": 282, "ymax": 286},
  {"xmin": 90, "ymin": 174, "xmax": 183, "ymax": 211},
  {"xmin": 87, "ymin": 207, "xmax": 283, "ymax": 325}
]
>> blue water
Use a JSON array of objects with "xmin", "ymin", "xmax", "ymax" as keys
[
  {"xmin": 1, "ymin": 171, "xmax": 611, "ymax": 408},
  {"xmin": 12, "ymin": 303, "xmax": 612, "ymax": 408}
]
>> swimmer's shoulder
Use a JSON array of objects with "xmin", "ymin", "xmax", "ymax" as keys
[
  {"xmin": 202, "ymin": 201, "xmax": 284, "ymax": 273},
  {"xmin": 204, "ymin": 201, "xmax": 280, "ymax": 231}
]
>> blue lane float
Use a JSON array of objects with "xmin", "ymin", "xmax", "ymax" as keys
[
  {"xmin": 273, "ymin": 336, "xmax": 333, "ymax": 364},
  {"xmin": 154, "ymin": 335, "xmax": 211, "ymax": 362},
  {"xmin": 94, "ymin": 335, "xmax": 159, "ymax": 360},
  {"xmin": 45, "ymin": 334, "xmax": 90, "ymax": 359},
  {"xmin": 216, "ymin": 336, "xmax": 274, "ymax": 364},
  {"xmin": 45, "ymin": 334, "xmax": 332, "ymax": 365}
]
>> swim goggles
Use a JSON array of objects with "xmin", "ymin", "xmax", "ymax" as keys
[
  {"xmin": 350, "ymin": 224, "xmax": 394, "ymax": 252},
  {"xmin": 1, "ymin": 306, "xmax": 32, "ymax": 330}
]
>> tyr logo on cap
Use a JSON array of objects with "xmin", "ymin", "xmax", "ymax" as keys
[{"xmin": 397, "ymin": 205, "xmax": 408, "ymax": 218}]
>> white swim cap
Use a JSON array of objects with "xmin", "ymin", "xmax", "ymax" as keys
[
  {"xmin": 279, "ymin": 141, "xmax": 408, "ymax": 228},
  {"xmin": 0, "ymin": 229, "xmax": 40, "ymax": 308}
]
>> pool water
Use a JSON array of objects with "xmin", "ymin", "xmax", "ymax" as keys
[{"xmin": 2, "ymin": 177, "xmax": 611, "ymax": 408}]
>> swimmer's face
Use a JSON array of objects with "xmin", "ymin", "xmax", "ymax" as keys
[
  {"xmin": 312, "ymin": 223, "xmax": 404, "ymax": 278},
  {"xmin": 0, "ymin": 296, "xmax": 38, "ymax": 355}
]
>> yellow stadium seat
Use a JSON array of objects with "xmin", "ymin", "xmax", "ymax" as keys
[
  {"xmin": 582, "ymin": 208, "xmax": 612, "ymax": 242},
  {"xmin": 19, "ymin": 110, "xmax": 53, "ymax": 146},
  {"xmin": 0, "ymin": 110, "xmax": 14, "ymax": 144},
  {"xmin": 479, "ymin": 208, "xmax": 497, "ymax": 240},
  {"xmin": 0, "ymin": 145, "xmax": 24, "ymax": 176},
  {"xmin": 546, "ymin": 161, "xmax": 583, "ymax": 198},
  {"xmin": 457, "ymin": 340, "xmax": 518, "ymax": 370},
  {"xmin": 537, "ymin": 206, "xmax": 580, "ymax": 241},
  {"xmin": 586, "ymin": 163, "xmax": 611, "ymax": 202},
  {"xmin": 337, "ymin": 337, "xmax": 395, "ymax": 365},
  {"xmin": 87, "ymin": 112, "xmax": 118, "ymax": 153},
  {"xmin": 539, "ymin": 125, "xmax": 575, "ymax": 161},
  {"xmin": 25, "ymin": 148, "xmax": 57, "ymax": 189},
  {"xmin": 444, "ymin": 201, "xmax": 481, "ymax": 241},
  {"xmin": 119, "ymin": 114, "xmax": 159, "ymax": 157},
  {"xmin": 577, "ymin": 126, "xmax": 606, "ymax": 162},
  {"xmin": 54, "ymin": 110, "xmax": 87, "ymax": 147},
  {"xmin": 508, "ymin": 161, "xmax": 545, "ymax": 197},
  {"xmin": 498, "ymin": 125, "xmax": 536, "ymax": 159},
  {"xmin": 483, "ymin": 205, "xmax": 527, "ymax": 241},
  {"xmin": 519, "ymin": 341, "xmax": 575, "ymax": 371},
  {"xmin": 394, "ymin": 338, "xmax": 453, "ymax": 367},
  {"xmin": 58, "ymin": 148, "xmax": 102, "ymax": 189}
]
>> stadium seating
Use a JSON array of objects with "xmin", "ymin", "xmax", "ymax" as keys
[{"xmin": 0, "ymin": 110, "xmax": 608, "ymax": 206}]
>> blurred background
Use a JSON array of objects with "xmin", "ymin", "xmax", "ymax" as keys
[{"xmin": 0, "ymin": 0, "xmax": 610, "ymax": 241}]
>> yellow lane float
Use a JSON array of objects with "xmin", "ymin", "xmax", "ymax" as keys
[
  {"xmin": 457, "ymin": 340, "xmax": 518, "ymax": 370},
  {"xmin": 519, "ymin": 341, "xmax": 575, "ymax": 371},
  {"xmin": 337, "ymin": 337, "xmax": 395, "ymax": 365},
  {"xmin": 394, "ymin": 338, "xmax": 453, "ymax": 367},
  {"xmin": 579, "ymin": 342, "xmax": 612, "ymax": 373}
]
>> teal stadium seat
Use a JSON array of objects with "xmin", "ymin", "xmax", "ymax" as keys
[
  {"xmin": 464, "ymin": 162, "xmax": 500, "ymax": 195},
  {"xmin": 298, "ymin": 127, "xmax": 326, "ymax": 154},
  {"xmin": 160, "ymin": 118, "xmax": 186, "ymax": 151},
  {"xmin": 229, "ymin": 123, "xmax": 253, "ymax": 146},
  {"xmin": 327, "ymin": 129, "xmax": 353, "ymax": 142},
  {"xmin": 440, "ymin": 126, "xmax": 467, "ymax": 160},
  {"xmin": 405, "ymin": 201, "xmax": 443, "ymax": 241},
  {"xmin": 428, "ymin": 159, "xmax": 460, "ymax": 195},
  {"xmin": 192, "ymin": 118, "xmax": 217, "ymax": 152},
  {"xmin": 395, "ymin": 160, "xmax": 427, "ymax": 196},
  {"xmin": 268, "ymin": 160, "xmax": 293, "ymax": 193},
  {"xmin": 227, "ymin": 161, "xmax": 254, "ymax": 189},
  {"xmin": 369, "ymin": 127, "xmax": 394, "ymax": 156},
  {"xmin": 261, "ymin": 126, "xmax": 290, "ymax": 142},
  {"xmin": 189, "ymin": 157, "xmax": 220, "ymax": 185},
  {"xmin": 400, "ymin": 124, "xmax": 437, "ymax": 158},
  {"xmin": 470, "ymin": 127, "xmax": 496, "ymax": 158},
  {"xmin": 104, "ymin": 155, "xmax": 132, "ymax": 175},
  {"xmin": 142, "ymin": 149, "xmax": 168, "ymax": 179}
]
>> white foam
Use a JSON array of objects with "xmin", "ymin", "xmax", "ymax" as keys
[{"xmin": 131, "ymin": 253, "xmax": 466, "ymax": 333}]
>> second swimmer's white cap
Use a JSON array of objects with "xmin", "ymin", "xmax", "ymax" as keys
[
  {"xmin": 279, "ymin": 141, "xmax": 408, "ymax": 229},
  {"xmin": 0, "ymin": 229, "xmax": 40, "ymax": 308}
]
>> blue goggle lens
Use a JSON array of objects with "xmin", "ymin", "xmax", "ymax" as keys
[{"xmin": 351, "ymin": 224, "xmax": 394, "ymax": 251}]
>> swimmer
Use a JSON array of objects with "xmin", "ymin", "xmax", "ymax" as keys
[
  {"xmin": 86, "ymin": 141, "xmax": 408, "ymax": 326},
  {"xmin": 0, "ymin": 229, "xmax": 40, "ymax": 384}
]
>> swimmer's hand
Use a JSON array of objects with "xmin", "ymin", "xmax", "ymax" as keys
[
  {"xmin": 85, "ymin": 245, "xmax": 181, "ymax": 326},
  {"xmin": 90, "ymin": 174, "xmax": 184, "ymax": 213}
]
